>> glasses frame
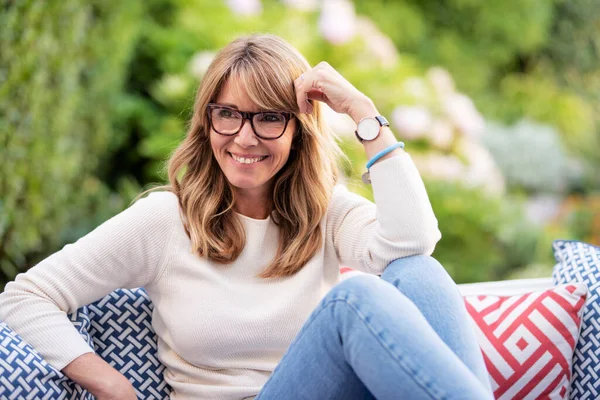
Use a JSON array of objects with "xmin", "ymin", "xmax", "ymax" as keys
[{"xmin": 206, "ymin": 103, "xmax": 294, "ymax": 140}]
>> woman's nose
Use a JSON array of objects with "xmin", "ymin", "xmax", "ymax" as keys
[{"xmin": 234, "ymin": 119, "xmax": 259, "ymax": 147}]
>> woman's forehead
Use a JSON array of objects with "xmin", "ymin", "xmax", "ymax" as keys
[{"xmin": 216, "ymin": 78, "xmax": 261, "ymax": 112}]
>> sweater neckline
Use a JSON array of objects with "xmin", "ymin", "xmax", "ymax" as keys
[{"xmin": 235, "ymin": 212, "xmax": 272, "ymax": 224}]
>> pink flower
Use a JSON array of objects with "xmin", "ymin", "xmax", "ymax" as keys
[
  {"xmin": 427, "ymin": 67, "xmax": 455, "ymax": 96},
  {"xmin": 227, "ymin": 0, "xmax": 262, "ymax": 16},
  {"xmin": 402, "ymin": 77, "xmax": 428, "ymax": 100},
  {"xmin": 429, "ymin": 120, "xmax": 454, "ymax": 149},
  {"xmin": 355, "ymin": 17, "xmax": 399, "ymax": 68},
  {"xmin": 459, "ymin": 139, "xmax": 505, "ymax": 195},
  {"xmin": 321, "ymin": 103, "xmax": 356, "ymax": 139},
  {"xmin": 319, "ymin": 0, "xmax": 356, "ymax": 45},
  {"xmin": 283, "ymin": 0, "xmax": 318, "ymax": 11},
  {"xmin": 391, "ymin": 106, "xmax": 432, "ymax": 140},
  {"xmin": 412, "ymin": 154, "xmax": 465, "ymax": 182},
  {"xmin": 443, "ymin": 93, "xmax": 485, "ymax": 139}
]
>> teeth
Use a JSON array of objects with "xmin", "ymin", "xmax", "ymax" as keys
[{"xmin": 231, "ymin": 153, "xmax": 267, "ymax": 164}]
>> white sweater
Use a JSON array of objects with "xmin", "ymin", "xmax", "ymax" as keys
[{"xmin": 0, "ymin": 152, "xmax": 441, "ymax": 400}]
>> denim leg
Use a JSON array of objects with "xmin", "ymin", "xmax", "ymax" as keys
[
  {"xmin": 256, "ymin": 272, "xmax": 493, "ymax": 400},
  {"xmin": 380, "ymin": 255, "xmax": 492, "ymax": 392}
]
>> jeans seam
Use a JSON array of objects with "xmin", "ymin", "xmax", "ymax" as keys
[{"xmin": 283, "ymin": 291, "xmax": 449, "ymax": 400}]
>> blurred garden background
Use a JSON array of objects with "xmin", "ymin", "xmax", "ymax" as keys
[{"xmin": 1, "ymin": 0, "xmax": 600, "ymax": 290}]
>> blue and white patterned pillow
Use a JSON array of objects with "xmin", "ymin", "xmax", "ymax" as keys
[
  {"xmin": 87, "ymin": 288, "xmax": 171, "ymax": 400},
  {"xmin": 0, "ymin": 288, "xmax": 170, "ymax": 399},
  {"xmin": 0, "ymin": 307, "xmax": 93, "ymax": 399},
  {"xmin": 552, "ymin": 239, "xmax": 600, "ymax": 400}
]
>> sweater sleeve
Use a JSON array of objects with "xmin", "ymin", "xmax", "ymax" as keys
[
  {"xmin": 327, "ymin": 151, "xmax": 442, "ymax": 274},
  {"xmin": 0, "ymin": 191, "xmax": 179, "ymax": 370}
]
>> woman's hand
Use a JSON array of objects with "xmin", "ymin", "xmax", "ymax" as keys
[
  {"xmin": 293, "ymin": 62, "xmax": 378, "ymax": 123},
  {"xmin": 295, "ymin": 61, "xmax": 401, "ymax": 163}
]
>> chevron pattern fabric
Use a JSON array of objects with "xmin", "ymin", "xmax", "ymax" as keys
[
  {"xmin": 553, "ymin": 240, "xmax": 600, "ymax": 400},
  {"xmin": 464, "ymin": 283, "xmax": 587, "ymax": 400},
  {"xmin": 0, "ymin": 288, "xmax": 170, "ymax": 399}
]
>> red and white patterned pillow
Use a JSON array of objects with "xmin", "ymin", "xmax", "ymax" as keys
[
  {"xmin": 338, "ymin": 268, "xmax": 587, "ymax": 399},
  {"xmin": 463, "ymin": 283, "xmax": 587, "ymax": 399}
]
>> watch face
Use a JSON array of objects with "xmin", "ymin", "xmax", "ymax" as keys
[{"xmin": 357, "ymin": 118, "xmax": 380, "ymax": 141}]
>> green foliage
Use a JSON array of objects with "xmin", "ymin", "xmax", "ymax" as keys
[
  {"xmin": 355, "ymin": 0, "xmax": 556, "ymax": 93},
  {"xmin": 3, "ymin": 0, "xmax": 600, "ymax": 289},
  {"xmin": 0, "ymin": 0, "xmax": 144, "ymax": 287}
]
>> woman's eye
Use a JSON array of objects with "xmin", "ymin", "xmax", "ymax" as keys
[
  {"xmin": 260, "ymin": 113, "xmax": 284, "ymax": 123},
  {"xmin": 217, "ymin": 109, "xmax": 241, "ymax": 119}
]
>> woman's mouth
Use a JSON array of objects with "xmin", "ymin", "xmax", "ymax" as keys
[{"xmin": 229, "ymin": 152, "xmax": 269, "ymax": 165}]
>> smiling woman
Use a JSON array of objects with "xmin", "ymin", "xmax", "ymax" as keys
[
  {"xmin": 209, "ymin": 78, "xmax": 297, "ymax": 220},
  {"xmin": 0, "ymin": 33, "xmax": 493, "ymax": 400},
  {"xmin": 160, "ymin": 34, "xmax": 344, "ymax": 275}
]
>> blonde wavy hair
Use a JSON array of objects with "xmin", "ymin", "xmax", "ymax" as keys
[{"xmin": 137, "ymin": 34, "xmax": 346, "ymax": 278}]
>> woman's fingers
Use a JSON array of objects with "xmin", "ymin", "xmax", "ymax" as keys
[
  {"xmin": 294, "ymin": 62, "xmax": 358, "ymax": 115},
  {"xmin": 294, "ymin": 73, "xmax": 312, "ymax": 113},
  {"xmin": 294, "ymin": 65, "xmax": 329, "ymax": 113}
]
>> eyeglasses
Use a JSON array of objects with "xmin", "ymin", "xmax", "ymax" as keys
[{"xmin": 206, "ymin": 103, "xmax": 294, "ymax": 140}]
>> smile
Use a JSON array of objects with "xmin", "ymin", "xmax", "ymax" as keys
[{"xmin": 229, "ymin": 152, "xmax": 269, "ymax": 164}]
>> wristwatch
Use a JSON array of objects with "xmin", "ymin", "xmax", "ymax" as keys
[{"xmin": 355, "ymin": 115, "xmax": 389, "ymax": 143}]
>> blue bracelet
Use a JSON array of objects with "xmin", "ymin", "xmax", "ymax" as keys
[{"xmin": 365, "ymin": 142, "xmax": 405, "ymax": 169}]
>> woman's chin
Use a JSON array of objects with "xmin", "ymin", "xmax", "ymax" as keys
[{"xmin": 226, "ymin": 176, "xmax": 269, "ymax": 192}]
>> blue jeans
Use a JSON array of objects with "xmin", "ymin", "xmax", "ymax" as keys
[{"xmin": 255, "ymin": 256, "xmax": 494, "ymax": 400}]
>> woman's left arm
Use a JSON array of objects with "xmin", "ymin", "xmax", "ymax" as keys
[{"xmin": 295, "ymin": 62, "xmax": 441, "ymax": 274}]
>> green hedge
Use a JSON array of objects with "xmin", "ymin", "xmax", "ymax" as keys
[{"xmin": 0, "ymin": 0, "xmax": 144, "ymax": 288}]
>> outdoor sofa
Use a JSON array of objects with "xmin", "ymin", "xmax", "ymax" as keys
[{"xmin": 0, "ymin": 239, "xmax": 598, "ymax": 399}]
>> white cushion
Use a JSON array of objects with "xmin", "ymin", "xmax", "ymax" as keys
[{"xmin": 457, "ymin": 277, "xmax": 554, "ymax": 296}]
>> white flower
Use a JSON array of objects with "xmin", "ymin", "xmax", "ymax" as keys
[
  {"xmin": 227, "ymin": 0, "xmax": 262, "ymax": 16},
  {"xmin": 189, "ymin": 51, "xmax": 216, "ymax": 80},
  {"xmin": 428, "ymin": 120, "xmax": 454, "ymax": 149},
  {"xmin": 282, "ymin": 0, "xmax": 319, "ymax": 11},
  {"xmin": 391, "ymin": 106, "xmax": 432, "ymax": 140},
  {"xmin": 443, "ymin": 93, "xmax": 485, "ymax": 139},
  {"xmin": 402, "ymin": 77, "xmax": 428, "ymax": 100},
  {"xmin": 319, "ymin": 0, "xmax": 356, "ymax": 45},
  {"xmin": 321, "ymin": 103, "xmax": 356, "ymax": 139},
  {"xmin": 427, "ymin": 67, "xmax": 455, "ymax": 96}
]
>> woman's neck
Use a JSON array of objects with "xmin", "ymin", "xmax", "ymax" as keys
[{"xmin": 234, "ymin": 189, "xmax": 272, "ymax": 220}]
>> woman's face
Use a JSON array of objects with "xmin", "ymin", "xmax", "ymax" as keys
[{"xmin": 209, "ymin": 79, "xmax": 296, "ymax": 199}]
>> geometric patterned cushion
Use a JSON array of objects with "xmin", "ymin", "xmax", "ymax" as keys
[
  {"xmin": 552, "ymin": 240, "xmax": 600, "ymax": 400},
  {"xmin": 86, "ymin": 288, "xmax": 170, "ymax": 400},
  {"xmin": 464, "ymin": 283, "xmax": 587, "ymax": 400},
  {"xmin": 0, "ymin": 309, "xmax": 94, "ymax": 399},
  {"xmin": 0, "ymin": 287, "xmax": 170, "ymax": 399}
]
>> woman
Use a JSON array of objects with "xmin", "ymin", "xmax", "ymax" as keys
[{"xmin": 0, "ymin": 34, "xmax": 493, "ymax": 399}]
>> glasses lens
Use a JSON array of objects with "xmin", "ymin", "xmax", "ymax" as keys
[
  {"xmin": 253, "ymin": 112, "xmax": 287, "ymax": 138},
  {"xmin": 211, "ymin": 107, "xmax": 242, "ymax": 134}
]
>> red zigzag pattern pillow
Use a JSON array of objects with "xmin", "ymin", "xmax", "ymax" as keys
[{"xmin": 463, "ymin": 283, "xmax": 587, "ymax": 400}]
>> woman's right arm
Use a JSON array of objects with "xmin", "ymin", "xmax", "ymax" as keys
[
  {"xmin": 0, "ymin": 191, "xmax": 179, "ymax": 396},
  {"xmin": 63, "ymin": 353, "xmax": 137, "ymax": 399}
]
